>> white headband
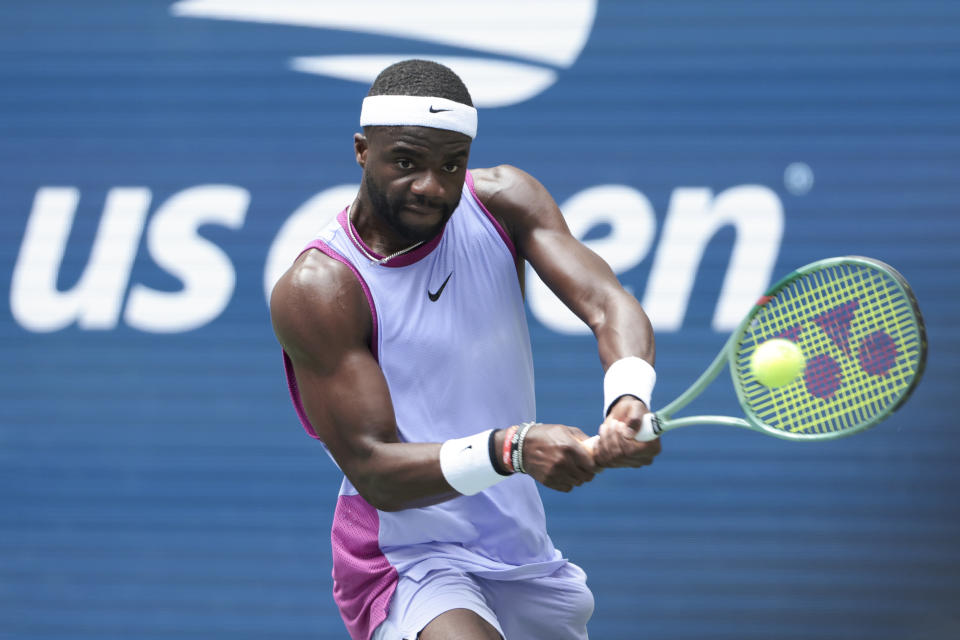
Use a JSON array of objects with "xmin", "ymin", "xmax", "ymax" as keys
[{"xmin": 360, "ymin": 95, "xmax": 477, "ymax": 139}]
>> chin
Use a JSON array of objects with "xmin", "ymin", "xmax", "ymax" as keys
[{"xmin": 400, "ymin": 209, "xmax": 449, "ymax": 240}]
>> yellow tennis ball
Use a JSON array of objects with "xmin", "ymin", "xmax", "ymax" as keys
[{"xmin": 750, "ymin": 339, "xmax": 805, "ymax": 388}]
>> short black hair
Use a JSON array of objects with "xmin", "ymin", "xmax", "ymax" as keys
[{"xmin": 367, "ymin": 59, "xmax": 473, "ymax": 107}]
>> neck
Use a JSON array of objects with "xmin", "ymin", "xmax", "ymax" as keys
[{"xmin": 347, "ymin": 201, "xmax": 424, "ymax": 265}]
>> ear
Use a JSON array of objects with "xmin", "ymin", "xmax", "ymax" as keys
[{"xmin": 354, "ymin": 133, "xmax": 368, "ymax": 168}]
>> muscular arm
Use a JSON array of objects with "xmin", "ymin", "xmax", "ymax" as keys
[
  {"xmin": 472, "ymin": 166, "xmax": 660, "ymax": 467},
  {"xmin": 271, "ymin": 250, "xmax": 458, "ymax": 511}
]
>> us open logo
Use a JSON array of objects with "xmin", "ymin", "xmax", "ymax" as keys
[{"xmin": 8, "ymin": 1, "xmax": 789, "ymax": 335}]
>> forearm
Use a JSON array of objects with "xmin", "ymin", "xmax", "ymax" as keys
[
  {"xmin": 348, "ymin": 431, "xmax": 515, "ymax": 512},
  {"xmin": 521, "ymin": 227, "xmax": 654, "ymax": 369},
  {"xmin": 592, "ymin": 286, "xmax": 656, "ymax": 369},
  {"xmin": 350, "ymin": 441, "xmax": 454, "ymax": 511}
]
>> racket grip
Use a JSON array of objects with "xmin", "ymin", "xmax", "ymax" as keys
[
  {"xmin": 581, "ymin": 413, "xmax": 661, "ymax": 453},
  {"xmin": 634, "ymin": 412, "xmax": 660, "ymax": 442}
]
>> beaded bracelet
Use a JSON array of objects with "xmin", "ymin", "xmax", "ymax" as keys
[
  {"xmin": 513, "ymin": 421, "xmax": 537, "ymax": 474},
  {"xmin": 510, "ymin": 424, "xmax": 523, "ymax": 474}
]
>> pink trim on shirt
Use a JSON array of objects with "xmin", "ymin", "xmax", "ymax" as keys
[
  {"xmin": 282, "ymin": 351, "xmax": 318, "ymax": 439},
  {"xmin": 338, "ymin": 208, "xmax": 445, "ymax": 268},
  {"xmin": 281, "ymin": 238, "xmax": 379, "ymax": 440},
  {"xmin": 465, "ymin": 170, "xmax": 517, "ymax": 260},
  {"xmin": 308, "ymin": 237, "xmax": 379, "ymax": 360},
  {"xmin": 331, "ymin": 494, "xmax": 398, "ymax": 640}
]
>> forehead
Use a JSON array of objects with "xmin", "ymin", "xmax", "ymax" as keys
[{"xmin": 367, "ymin": 125, "xmax": 471, "ymax": 155}]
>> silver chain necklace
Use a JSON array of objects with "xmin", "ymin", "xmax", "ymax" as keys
[{"xmin": 347, "ymin": 203, "xmax": 425, "ymax": 266}]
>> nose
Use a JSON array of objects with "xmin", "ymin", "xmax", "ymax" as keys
[{"xmin": 410, "ymin": 169, "xmax": 445, "ymax": 200}]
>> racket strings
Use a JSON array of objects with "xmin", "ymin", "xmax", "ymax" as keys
[{"xmin": 734, "ymin": 262, "xmax": 923, "ymax": 437}]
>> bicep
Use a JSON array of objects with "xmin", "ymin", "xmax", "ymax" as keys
[
  {"xmin": 270, "ymin": 253, "xmax": 401, "ymax": 476},
  {"xmin": 288, "ymin": 335, "xmax": 456, "ymax": 510},
  {"xmin": 290, "ymin": 340, "xmax": 401, "ymax": 470}
]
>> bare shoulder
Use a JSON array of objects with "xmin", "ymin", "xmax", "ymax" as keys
[
  {"xmin": 470, "ymin": 165, "xmax": 543, "ymax": 208},
  {"xmin": 269, "ymin": 249, "xmax": 371, "ymax": 366},
  {"xmin": 470, "ymin": 165, "xmax": 564, "ymax": 239}
]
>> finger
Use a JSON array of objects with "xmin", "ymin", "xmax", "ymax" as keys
[
  {"xmin": 632, "ymin": 437, "xmax": 661, "ymax": 458},
  {"xmin": 591, "ymin": 433, "xmax": 617, "ymax": 467},
  {"xmin": 560, "ymin": 451, "xmax": 597, "ymax": 482},
  {"xmin": 574, "ymin": 467, "xmax": 596, "ymax": 483},
  {"xmin": 612, "ymin": 418, "xmax": 639, "ymax": 440},
  {"xmin": 598, "ymin": 419, "xmax": 614, "ymax": 438},
  {"xmin": 590, "ymin": 420, "xmax": 621, "ymax": 460},
  {"xmin": 607, "ymin": 423, "xmax": 636, "ymax": 462},
  {"xmin": 573, "ymin": 468, "xmax": 596, "ymax": 485},
  {"xmin": 600, "ymin": 417, "xmax": 626, "ymax": 436},
  {"xmin": 633, "ymin": 452, "xmax": 657, "ymax": 467},
  {"xmin": 593, "ymin": 418, "xmax": 625, "ymax": 462}
]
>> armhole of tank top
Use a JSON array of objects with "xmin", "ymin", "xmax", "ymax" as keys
[
  {"xmin": 305, "ymin": 240, "xmax": 380, "ymax": 362},
  {"xmin": 465, "ymin": 170, "xmax": 518, "ymax": 261}
]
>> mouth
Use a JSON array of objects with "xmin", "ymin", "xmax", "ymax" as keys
[{"xmin": 404, "ymin": 203, "xmax": 444, "ymax": 217}]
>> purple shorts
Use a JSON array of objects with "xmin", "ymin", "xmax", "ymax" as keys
[{"xmin": 371, "ymin": 561, "xmax": 594, "ymax": 639}]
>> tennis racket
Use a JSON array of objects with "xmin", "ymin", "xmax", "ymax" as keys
[{"xmin": 586, "ymin": 256, "xmax": 927, "ymax": 446}]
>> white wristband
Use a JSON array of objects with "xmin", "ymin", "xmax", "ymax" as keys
[
  {"xmin": 603, "ymin": 356, "xmax": 656, "ymax": 417},
  {"xmin": 439, "ymin": 430, "xmax": 507, "ymax": 496}
]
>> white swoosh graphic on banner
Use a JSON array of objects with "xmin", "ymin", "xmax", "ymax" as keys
[
  {"xmin": 171, "ymin": 0, "xmax": 596, "ymax": 107},
  {"xmin": 290, "ymin": 55, "xmax": 556, "ymax": 108}
]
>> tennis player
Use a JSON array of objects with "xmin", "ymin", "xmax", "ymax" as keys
[{"xmin": 271, "ymin": 59, "xmax": 659, "ymax": 640}]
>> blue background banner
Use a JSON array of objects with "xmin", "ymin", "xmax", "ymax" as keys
[{"xmin": 2, "ymin": 2, "xmax": 958, "ymax": 638}]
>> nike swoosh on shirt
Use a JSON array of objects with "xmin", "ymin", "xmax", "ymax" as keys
[{"xmin": 428, "ymin": 272, "xmax": 453, "ymax": 301}]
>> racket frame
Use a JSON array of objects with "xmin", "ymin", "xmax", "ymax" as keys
[{"xmin": 640, "ymin": 256, "xmax": 927, "ymax": 442}]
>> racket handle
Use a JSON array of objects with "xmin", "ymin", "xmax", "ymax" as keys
[
  {"xmin": 581, "ymin": 413, "xmax": 661, "ymax": 453},
  {"xmin": 634, "ymin": 412, "xmax": 661, "ymax": 441}
]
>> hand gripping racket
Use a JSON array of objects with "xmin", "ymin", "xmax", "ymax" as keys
[{"xmin": 588, "ymin": 256, "xmax": 927, "ymax": 446}]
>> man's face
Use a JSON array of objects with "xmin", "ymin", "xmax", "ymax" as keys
[{"xmin": 355, "ymin": 126, "xmax": 471, "ymax": 244}]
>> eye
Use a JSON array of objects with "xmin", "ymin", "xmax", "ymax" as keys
[
  {"xmin": 396, "ymin": 159, "xmax": 413, "ymax": 170},
  {"xmin": 442, "ymin": 163, "xmax": 460, "ymax": 173}
]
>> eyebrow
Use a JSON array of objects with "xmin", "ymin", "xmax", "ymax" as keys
[{"xmin": 387, "ymin": 140, "xmax": 469, "ymax": 160}]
